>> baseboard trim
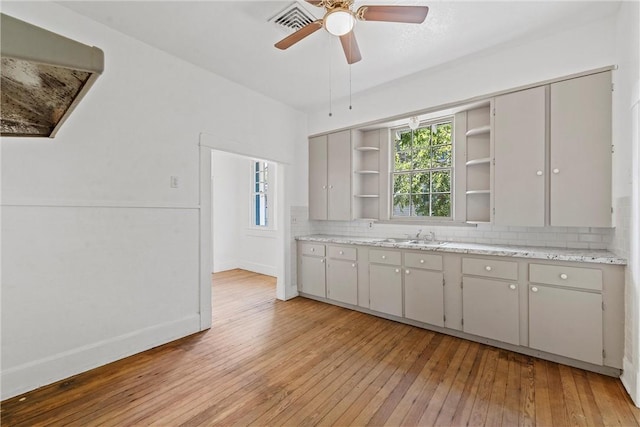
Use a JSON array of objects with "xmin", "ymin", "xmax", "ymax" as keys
[
  {"xmin": 236, "ymin": 261, "xmax": 277, "ymax": 277},
  {"xmin": 0, "ymin": 314, "xmax": 200, "ymax": 400},
  {"xmin": 622, "ymin": 356, "xmax": 640, "ymax": 407}
]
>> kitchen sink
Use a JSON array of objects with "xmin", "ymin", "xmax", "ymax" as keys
[{"xmin": 377, "ymin": 238, "xmax": 447, "ymax": 246}]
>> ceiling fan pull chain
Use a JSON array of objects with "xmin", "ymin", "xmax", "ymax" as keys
[
  {"xmin": 349, "ymin": 62, "xmax": 352, "ymax": 110},
  {"xmin": 328, "ymin": 36, "xmax": 333, "ymax": 117}
]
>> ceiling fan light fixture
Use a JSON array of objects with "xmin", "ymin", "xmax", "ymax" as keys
[{"xmin": 324, "ymin": 8, "xmax": 355, "ymax": 36}]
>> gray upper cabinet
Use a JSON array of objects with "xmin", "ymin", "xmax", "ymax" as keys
[
  {"xmin": 308, "ymin": 131, "xmax": 352, "ymax": 221},
  {"xmin": 308, "ymin": 135, "xmax": 328, "ymax": 220},
  {"xmin": 493, "ymin": 86, "xmax": 546, "ymax": 227},
  {"xmin": 550, "ymin": 71, "xmax": 612, "ymax": 227}
]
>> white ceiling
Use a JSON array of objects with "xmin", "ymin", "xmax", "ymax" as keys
[{"xmin": 57, "ymin": 1, "xmax": 621, "ymax": 113}]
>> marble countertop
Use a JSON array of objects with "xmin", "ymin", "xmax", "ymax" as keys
[{"xmin": 296, "ymin": 234, "xmax": 627, "ymax": 265}]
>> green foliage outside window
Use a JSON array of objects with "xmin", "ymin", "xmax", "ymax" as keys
[{"xmin": 393, "ymin": 121, "xmax": 453, "ymax": 218}]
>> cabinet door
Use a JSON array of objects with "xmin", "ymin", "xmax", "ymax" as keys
[
  {"xmin": 309, "ymin": 135, "xmax": 328, "ymax": 220},
  {"xmin": 327, "ymin": 259, "xmax": 358, "ymax": 305},
  {"xmin": 404, "ymin": 269, "xmax": 444, "ymax": 327},
  {"xmin": 327, "ymin": 130, "xmax": 352, "ymax": 220},
  {"xmin": 369, "ymin": 264, "xmax": 402, "ymax": 317},
  {"xmin": 462, "ymin": 277, "xmax": 519, "ymax": 345},
  {"xmin": 494, "ymin": 86, "xmax": 546, "ymax": 226},
  {"xmin": 529, "ymin": 285, "xmax": 602, "ymax": 365},
  {"xmin": 300, "ymin": 255, "xmax": 326, "ymax": 298},
  {"xmin": 550, "ymin": 72, "xmax": 612, "ymax": 227}
]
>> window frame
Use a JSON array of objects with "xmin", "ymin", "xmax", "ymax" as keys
[
  {"xmin": 390, "ymin": 117, "xmax": 455, "ymax": 221},
  {"xmin": 250, "ymin": 159, "xmax": 276, "ymax": 231}
]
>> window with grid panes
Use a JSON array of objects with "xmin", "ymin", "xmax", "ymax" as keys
[
  {"xmin": 252, "ymin": 160, "xmax": 270, "ymax": 227},
  {"xmin": 392, "ymin": 120, "xmax": 453, "ymax": 218}
]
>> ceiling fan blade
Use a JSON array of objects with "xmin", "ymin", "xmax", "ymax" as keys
[
  {"xmin": 339, "ymin": 31, "xmax": 362, "ymax": 65},
  {"xmin": 274, "ymin": 20, "xmax": 323, "ymax": 50},
  {"xmin": 356, "ymin": 5, "xmax": 429, "ymax": 23}
]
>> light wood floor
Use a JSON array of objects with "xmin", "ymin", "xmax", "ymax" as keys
[{"xmin": 2, "ymin": 269, "xmax": 639, "ymax": 426}]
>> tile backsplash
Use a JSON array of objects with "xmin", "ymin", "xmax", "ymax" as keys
[{"xmin": 291, "ymin": 206, "xmax": 614, "ymax": 251}]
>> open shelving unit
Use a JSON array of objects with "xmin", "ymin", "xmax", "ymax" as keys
[
  {"xmin": 352, "ymin": 129, "xmax": 386, "ymax": 220},
  {"xmin": 464, "ymin": 105, "xmax": 492, "ymax": 223}
]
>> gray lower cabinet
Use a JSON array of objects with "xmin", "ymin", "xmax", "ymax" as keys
[
  {"xmin": 404, "ymin": 268, "xmax": 444, "ymax": 327},
  {"xmin": 529, "ymin": 285, "xmax": 603, "ymax": 365},
  {"xmin": 300, "ymin": 254, "xmax": 326, "ymax": 298},
  {"xmin": 462, "ymin": 277, "xmax": 520, "ymax": 345},
  {"xmin": 327, "ymin": 259, "xmax": 358, "ymax": 305},
  {"xmin": 369, "ymin": 263, "xmax": 403, "ymax": 317}
]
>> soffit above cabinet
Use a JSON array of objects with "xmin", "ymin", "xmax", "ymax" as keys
[{"xmin": 0, "ymin": 13, "xmax": 104, "ymax": 138}]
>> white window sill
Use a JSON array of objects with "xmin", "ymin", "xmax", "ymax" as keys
[{"xmin": 246, "ymin": 228, "xmax": 278, "ymax": 238}]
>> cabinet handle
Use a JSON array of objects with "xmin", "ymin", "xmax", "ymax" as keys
[
  {"xmin": 420, "ymin": 259, "xmax": 425, "ymax": 264},
  {"xmin": 536, "ymin": 170, "xmax": 543, "ymax": 176},
  {"xmin": 381, "ymin": 255, "xmax": 386, "ymax": 259},
  {"xmin": 485, "ymin": 266, "xmax": 492, "ymax": 271},
  {"xmin": 509, "ymin": 284, "xmax": 516, "ymax": 290},
  {"xmin": 405, "ymin": 270, "xmax": 411, "ymax": 275},
  {"xmin": 560, "ymin": 273, "xmax": 568, "ymax": 280},
  {"xmin": 339, "ymin": 250, "xmax": 344, "ymax": 255},
  {"xmin": 553, "ymin": 168, "xmax": 560, "ymax": 174},
  {"xmin": 531, "ymin": 286, "xmax": 539, "ymax": 293},
  {"xmin": 352, "ymin": 263, "xmax": 356, "ymax": 268},
  {"xmin": 395, "ymin": 268, "xmax": 400, "ymax": 273}
]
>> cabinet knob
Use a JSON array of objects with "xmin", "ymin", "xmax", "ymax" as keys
[
  {"xmin": 531, "ymin": 286, "xmax": 539, "ymax": 293},
  {"xmin": 509, "ymin": 284, "xmax": 516, "ymax": 290},
  {"xmin": 405, "ymin": 270, "xmax": 411, "ymax": 275},
  {"xmin": 310, "ymin": 248, "xmax": 315, "ymax": 252},
  {"xmin": 395, "ymin": 268, "xmax": 400, "ymax": 273},
  {"xmin": 381, "ymin": 255, "xmax": 386, "ymax": 259},
  {"xmin": 322, "ymin": 185, "xmax": 327, "ymax": 189},
  {"xmin": 352, "ymin": 263, "xmax": 356, "ymax": 268},
  {"xmin": 420, "ymin": 259, "xmax": 425, "ymax": 264},
  {"xmin": 485, "ymin": 266, "xmax": 492, "ymax": 271},
  {"xmin": 553, "ymin": 168, "xmax": 560, "ymax": 174},
  {"xmin": 339, "ymin": 250, "xmax": 344, "ymax": 255},
  {"xmin": 329, "ymin": 185, "xmax": 334, "ymax": 189},
  {"xmin": 320, "ymin": 259, "xmax": 325, "ymax": 263},
  {"xmin": 560, "ymin": 273, "xmax": 568, "ymax": 280},
  {"xmin": 536, "ymin": 170, "xmax": 543, "ymax": 176}
]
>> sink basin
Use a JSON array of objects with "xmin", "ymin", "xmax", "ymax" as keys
[{"xmin": 377, "ymin": 238, "xmax": 447, "ymax": 246}]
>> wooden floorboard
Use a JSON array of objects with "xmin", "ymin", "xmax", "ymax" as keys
[{"xmin": 1, "ymin": 269, "xmax": 638, "ymax": 426}]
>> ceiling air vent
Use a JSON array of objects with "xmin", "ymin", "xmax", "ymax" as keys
[{"xmin": 269, "ymin": 2, "xmax": 316, "ymax": 32}]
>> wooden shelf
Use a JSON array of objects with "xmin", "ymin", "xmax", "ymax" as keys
[
  {"xmin": 465, "ymin": 125, "xmax": 491, "ymax": 137},
  {"xmin": 354, "ymin": 170, "xmax": 380, "ymax": 174},
  {"xmin": 466, "ymin": 190, "xmax": 490, "ymax": 195},
  {"xmin": 354, "ymin": 146, "xmax": 380, "ymax": 152},
  {"xmin": 354, "ymin": 194, "xmax": 380, "ymax": 198},
  {"xmin": 466, "ymin": 157, "xmax": 491, "ymax": 166}
]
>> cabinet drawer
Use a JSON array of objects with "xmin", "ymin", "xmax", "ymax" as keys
[
  {"xmin": 462, "ymin": 257, "xmax": 518, "ymax": 281},
  {"xmin": 404, "ymin": 252, "xmax": 443, "ymax": 271},
  {"xmin": 300, "ymin": 243, "xmax": 325, "ymax": 256},
  {"xmin": 529, "ymin": 263, "xmax": 602, "ymax": 291},
  {"xmin": 328, "ymin": 245, "xmax": 357, "ymax": 261},
  {"xmin": 369, "ymin": 249, "xmax": 401, "ymax": 265}
]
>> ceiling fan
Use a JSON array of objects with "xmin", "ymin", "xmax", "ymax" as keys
[{"xmin": 274, "ymin": 1, "xmax": 429, "ymax": 64}]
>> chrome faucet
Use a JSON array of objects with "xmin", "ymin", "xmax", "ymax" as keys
[
  {"xmin": 425, "ymin": 231, "xmax": 436, "ymax": 241},
  {"xmin": 415, "ymin": 229, "xmax": 423, "ymax": 239}
]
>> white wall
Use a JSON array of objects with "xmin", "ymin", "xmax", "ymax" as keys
[
  {"xmin": 307, "ymin": 15, "xmax": 617, "ymax": 136},
  {"xmin": 0, "ymin": 2, "xmax": 305, "ymax": 400},
  {"xmin": 612, "ymin": 0, "xmax": 640, "ymax": 407},
  {"xmin": 212, "ymin": 151, "xmax": 278, "ymax": 276}
]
